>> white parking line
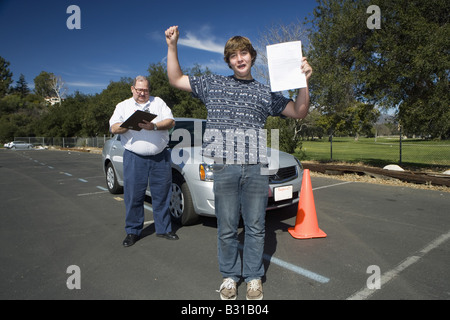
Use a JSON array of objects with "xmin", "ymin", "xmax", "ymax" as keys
[
  {"xmin": 347, "ymin": 229, "xmax": 450, "ymax": 300},
  {"xmin": 78, "ymin": 190, "xmax": 109, "ymax": 196},
  {"xmin": 115, "ymin": 179, "xmax": 346, "ymax": 284},
  {"xmin": 252, "ymin": 180, "xmax": 351, "ymax": 283},
  {"xmin": 313, "ymin": 181, "xmax": 353, "ymax": 191},
  {"xmin": 263, "ymin": 253, "xmax": 330, "ymax": 283},
  {"xmin": 237, "ymin": 244, "xmax": 330, "ymax": 284},
  {"xmin": 143, "ymin": 205, "xmax": 154, "ymax": 227}
]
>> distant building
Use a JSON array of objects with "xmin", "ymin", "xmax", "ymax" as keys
[{"xmin": 44, "ymin": 97, "xmax": 62, "ymax": 105}]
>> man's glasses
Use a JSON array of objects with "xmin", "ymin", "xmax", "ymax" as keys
[{"xmin": 133, "ymin": 86, "xmax": 149, "ymax": 94}]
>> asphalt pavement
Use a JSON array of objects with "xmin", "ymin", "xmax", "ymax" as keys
[{"xmin": 1, "ymin": 148, "xmax": 449, "ymax": 305}]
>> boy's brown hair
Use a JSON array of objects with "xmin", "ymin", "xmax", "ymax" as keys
[{"xmin": 223, "ymin": 36, "xmax": 257, "ymax": 68}]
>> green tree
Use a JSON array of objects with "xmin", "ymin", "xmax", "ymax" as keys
[
  {"xmin": 14, "ymin": 74, "xmax": 30, "ymax": 98},
  {"xmin": 0, "ymin": 94, "xmax": 23, "ymax": 115},
  {"xmin": 34, "ymin": 71, "xmax": 55, "ymax": 98},
  {"xmin": 308, "ymin": 0, "xmax": 450, "ymax": 139},
  {"xmin": 0, "ymin": 90, "xmax": 46, "ymax": 141},
  {"xmin": 82, "ymin": 78, "xmax": 132, "ymax": 136},
  {"xmin": 369, "ymin": 0, "xmax": 449, "ymax": 138},
  {"xmin": 265, "ymin": 117, "xmax": 299, "ymax": 153},
  {"xmin": 147, "ymin": 62, "xmax": 208, "ymax": 119},
  {"xmin": 297, "ymin": 108, "xmax": 325, "ymax": 140},
  {"xmin": 254, "ymin": 21, "xmax": 311, "ymax": 152},
  {"xmin": 0, "ymin": 56, "xmax": 13, "ymax": 98},
  {"xmin": 0, "ymin": 115, "xmax": 18, "ymax": 141}
]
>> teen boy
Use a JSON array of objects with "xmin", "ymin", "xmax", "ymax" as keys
[{"xmin": 165, "ymin": 26, "xmax": 312, "ymax": 300}]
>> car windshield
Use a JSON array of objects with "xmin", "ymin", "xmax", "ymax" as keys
[
  {"xmin": 168, "ymin": 120, "xmax": 206, "ymax": 148},
  {"xmin": 114, "ymin": 120, "xmax": 206, "ymax": 148}
]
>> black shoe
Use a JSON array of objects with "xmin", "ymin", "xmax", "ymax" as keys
[
  {"xmin": 156, "ymin": 232, "xmax": 179, "ymax": 240},
  {"xmin": 123, "ymin": 234, "xmax": 140, "ymax": 247}
]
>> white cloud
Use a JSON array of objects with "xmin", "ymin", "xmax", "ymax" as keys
[
  {"xmin": 147, "ymin": 30, "xmax": 163, "ymax": 42},
  {"xmin": 203, "ymin": 59, "xmax": 229, "ymax": 72},
  {"xmin": 179, "ymin": 31, "xmax": 223, "ymax": 54},
  {"xmin": 148, "ymin": 25, "xmax": 224, "ymax": 54},
  {"xmin": 85, "ymin": 64, "xmax": 134, "ymax": 76},
  {"xmin": 67, "ymin": 81, "xmax": 107, "ymax": 88},
  {"xmin": 173, "ymin": 25, "xmax": 223, "ymax": 54}
]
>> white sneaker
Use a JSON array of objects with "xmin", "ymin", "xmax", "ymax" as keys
[
  {"xmin": 217, "ymin": 278, "xmax": 237, "ymax": 300},
  {"xmin": 246, "ymin": 279, "xmax": 263, "ymax": 300}
]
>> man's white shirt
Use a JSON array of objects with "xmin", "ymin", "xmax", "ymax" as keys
[{"xmin": 109, "ymin": 97, "xmax": 174, "ymax": 156}]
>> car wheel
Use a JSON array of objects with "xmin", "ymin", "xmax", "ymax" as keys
[
  {"xmin": 106, "ymin": 162, "xmax": 123, "ymax": 194},
  {"xmin": 170, "ymin": 174, "xmax": 199, "ymax": 226}
]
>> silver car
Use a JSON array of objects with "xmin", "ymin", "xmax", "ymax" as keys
[
  {"xmin": 5, "ymin": 141, "xmax": 33, "ymax": 149},
  {"xmin": 102, "ymin": 118, "xmax": 302, "ymax": 225}
]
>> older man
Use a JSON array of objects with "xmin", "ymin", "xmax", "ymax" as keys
[{"xmin": 109, "ymin": 76, "xmax": 178, "ymax": 247}]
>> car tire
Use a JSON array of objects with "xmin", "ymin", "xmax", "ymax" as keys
[
  {"xmin": 170, "ymin": 174, "xmax": 199, "ymax": 226},
  {"xmin": 106, "ymin": 162, "xmax": 123, "ymax": 194}
]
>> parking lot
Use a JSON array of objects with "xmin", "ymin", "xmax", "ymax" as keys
[{"xmin": 1, "ymin": 148, "xmax": 449, "ymax": 304}]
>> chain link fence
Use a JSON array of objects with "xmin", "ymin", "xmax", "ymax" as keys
[
  {"xmin": 13, "ymin": 136, "xmax": 112, "ymax": 149},
  {"xmin": 301, "ymin": 136, "xmax": 450, "ymax": 168},
  {"xmin": 11, "ymin": 135, "xmax": 450, "ymax": 169},
  {"xmin": 398, "ymin": 142, "xmax": 450, "ymax": 167}
]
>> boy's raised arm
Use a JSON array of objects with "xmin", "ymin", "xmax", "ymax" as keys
[{"xmin": 165, "ymin": 26, "xmax": 192, "ymax": 92}]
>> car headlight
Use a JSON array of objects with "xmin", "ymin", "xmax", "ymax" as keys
[
  {"xmin": 199, "ymin": 163, "xmax": 214, "ymax": 181},
  {"xmin": 295, "ymin": 157, "xmax": 302, "ymax": 169}
]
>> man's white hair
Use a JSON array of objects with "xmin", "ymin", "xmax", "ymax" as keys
[{"xmin": 133, "ymin": 75, "xmax": 149, "ymax": 88}]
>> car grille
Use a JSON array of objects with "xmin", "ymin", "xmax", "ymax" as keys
[{"xmin": 269, "ymin": 166, "xmax": 298, "ymax": 183}]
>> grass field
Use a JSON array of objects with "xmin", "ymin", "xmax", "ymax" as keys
[{"xmin": 294, "ymin": 137, "xmax": 450, "ymax": 170}]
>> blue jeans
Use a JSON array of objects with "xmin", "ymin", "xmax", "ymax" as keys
[
  {"xmin": 123, "ymin": 149, "xmax": 172, "ymax": 236},
  {"xmin": 213, "ymin": 163, "xmax": 269, "ymax": 282}
]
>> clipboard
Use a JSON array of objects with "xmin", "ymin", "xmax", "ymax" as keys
[{"xmin": 120, "ymin": 110, "xmax": 157, "ymax": 131}]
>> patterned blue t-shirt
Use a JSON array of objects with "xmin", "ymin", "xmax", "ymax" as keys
[{"xmin": 189, "ymin": 74, "xmax": 292, "ymax": 164}]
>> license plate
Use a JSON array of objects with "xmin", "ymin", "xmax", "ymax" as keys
[{"xmin": 274, "ymin": 185, "xmax": 293, "ymax": 201}]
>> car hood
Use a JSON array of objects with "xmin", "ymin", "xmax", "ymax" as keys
[{"xmin": 170, "ymin": 145, "xmax": 298, "ymax": 175}]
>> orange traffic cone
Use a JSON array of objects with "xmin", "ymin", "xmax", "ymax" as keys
[{"xmin": 288, "ymin": 169, "xmax": 327, "ymax": 239}]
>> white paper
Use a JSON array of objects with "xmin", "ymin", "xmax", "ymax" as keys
[{"xmin": 266, "ymin": 41, "xmax": 306, "ymax": 92}]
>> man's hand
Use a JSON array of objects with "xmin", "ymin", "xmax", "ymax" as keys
[
  {"xmin": 139, "ymin": 119, "xmax": 175, "ymax": 131},
  {"xmin": 281, "ymin": 57, "xmax": 313, "ymax": 120},
  {"xmin": 165, "ymin": 26, "xmax": 179, "ymax": 47},
  {"xmin": 138, "ymin": 120, "xmax": 154, "ymax": 131},
  {"xmin": 110, "ymin": 123, "xmax": 129, "ymax": 134},
  {"xmin": 301, "ymin": 57, "xmax": 313, "ymax": 82}
]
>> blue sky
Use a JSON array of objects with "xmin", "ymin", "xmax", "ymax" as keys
[{"xmin": 0, "ymin": 0, "xmax": 318, "ymax": 95}]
